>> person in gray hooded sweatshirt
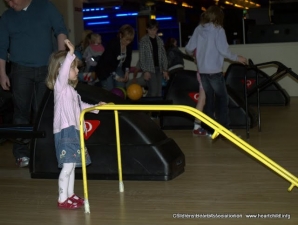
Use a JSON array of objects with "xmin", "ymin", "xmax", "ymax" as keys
[{"xmin": 185, "ymin": 5, "xmax": 247, "ymax": 132}]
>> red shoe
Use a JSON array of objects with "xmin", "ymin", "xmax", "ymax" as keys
[
  {"xmin": 58, "ymin": 199, "xmax": 82, "ymax": 209},
  {"xmin": 193, "ymin": 127, "xmax": 208, "ymax": 136},
  {"xmin": 68, "ymin": 194, "xmax": 84, "ymax": 205}
]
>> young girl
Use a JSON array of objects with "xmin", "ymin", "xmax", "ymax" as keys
[
  {"xmin": 46, "ymin": 39, "xmax": 105, "ymax": 209},
  {"xmin": 193, "ymin": 71, "xmax": 207, "ymax": 136},
  {"xmin": 83, "ymin": 33, "xmax": 105, "ymax": 72},
  {"xmin": 191, "ymin": 49, "xmax": 208, "ymax": 136},
  {"xmin": 164, "ymin": 37, "xmax": 193, "ymax": 74},
  {"xmin": 185, "ymin": 6, "xmax": 247, "ymax": 132}
]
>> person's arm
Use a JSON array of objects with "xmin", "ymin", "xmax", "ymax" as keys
[
  {"xmin": 216, "ymin": 28, "xmax": 238, "ymax": 61},
  {"xmin": 181, "ymin": 51, "xmax": 195, "ymax": 62},
  {"xmin": 125, "ymin": 60, "xmax": 139, "ymax": 83},
  {"xmin": 123, "ymin": 43, "xmax": 133, "ymax": 81},
  {"xmin": 80, "ymin": 98, "xmax": 106, "ymax": 114},
  {"xmin": 185, "ymin": 26, "xmax": 199, "ymax": 55},
  {"xmin": 0, "ymin": 58, "xmax": 9, "ymax": 90},
  {"xmin": 47, "ymin": 1, "xmax": 68, "ymax": 50},
  {"xmin": 216, "ymin": 29, "xmax": 247, "ymax": 65},
  {"xmin": 55, "ymin": 40, "xmax": 75, "ymax": 92},
  {"xmin": 57, "ymin": 33, "xmax": 67, "ymax": 51},
  {"xmin": 139, "ymin": 37, "xmax": 151, "ymax": 73},
  {"xmin": 80, "ymin": 100, "xmax": 99, "ymax": 114},
  {"xmin": 124, "ymin": 43, "xmax": 132, "ymax": 71}
]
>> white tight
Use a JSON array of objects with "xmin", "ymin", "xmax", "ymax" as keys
[
  {"xmin": 58, "ymin": 163, "xmax": 76, "ymax": 203},
  {"xmin": 195, "ymin": 71, "xmax": 206, "ymax": 125}
]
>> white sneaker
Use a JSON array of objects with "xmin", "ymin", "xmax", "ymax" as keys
[{"xmin": 16, "ymin": 157, "xmax": 30, "ymax": 168}]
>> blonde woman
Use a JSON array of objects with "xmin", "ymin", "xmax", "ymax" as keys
[{"xmin": 95, "ymin": 24, "xmax": 135, "ymax": 90}]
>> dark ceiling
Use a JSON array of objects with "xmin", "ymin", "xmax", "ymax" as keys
[
  {"xmin": 86, "ymin": 0, "xmax": 270, "ymax": 9},
  {"xmin": 125, "ymin": 0, "xmax": 270, "ymax": 8}
]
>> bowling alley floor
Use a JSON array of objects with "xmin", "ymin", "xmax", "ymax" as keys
[{"xmin": 1, "ymin": 98, "xmax": 298, "ymax": 225}]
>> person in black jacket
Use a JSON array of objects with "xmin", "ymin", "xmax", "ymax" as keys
[
  {"xmin": 164, "ymin": 37, "xmax": 194, "ymax": 75},
  {"xmin": 95, "ymin": 24, "xmax": 135, "ymax": 90}
]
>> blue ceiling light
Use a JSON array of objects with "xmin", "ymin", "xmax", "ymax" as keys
[
  {"xmin": 156, "ymin": 17, "xmax": 172, "ymax": 20},
  {"xmin": 83, "ymin": 15, "xmax": 109, "ymax": 20},
  {"xmin": 116, "ymin": 13, "xmax": 138, "ymax": 17},
  {"xmin": 87, "ymin": 21, "xmax": 110, "ymax": 25},
  {"xmin": 83, "ymin": 7, "xmax": 104, "ymax": 12}
]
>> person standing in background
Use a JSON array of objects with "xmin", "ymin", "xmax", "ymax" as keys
[
  {"xmin": 139, "ymin": 19, "xmax": 169, "ymax": 97},
  {"xmin": 185, "ymin": 5, "xmax": 247, "ymax": 132},
  {"xmin": 0, "ymin": 0, "xmax": 68, "ymax": 167},
  {"xmin": 164, "ymin": 37, "xmax": 193, "ymax": 75}
]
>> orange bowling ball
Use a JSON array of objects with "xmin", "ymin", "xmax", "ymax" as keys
[{"xmin": 126, "ymin": 83, "xmax": 143, "ymax": 101}]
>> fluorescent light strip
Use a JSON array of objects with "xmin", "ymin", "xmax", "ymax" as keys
[
  {"xmin": 156, "ymin": 17, "xmax": 172, "ymax": 20},
  {"xmin": 87, "ymin": 21, "xmax": 110, "ymax": 25},
  {"xmin": 83, "ymin": 8, "xmax": 104, "ymax": 12},
  {"xmin": 83, "ymin": 16, "xmax": 108, "ymax": 20},
  {"xmin": 83, "ymin": 6, "xmax": 120, "ymax": 12},
  {"xmin": 116, "ymin": 13, "xmax": 138, "ymax": 17}
]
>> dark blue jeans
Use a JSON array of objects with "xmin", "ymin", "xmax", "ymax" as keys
[
  {"xmin": 200, "ymin": 72, "xmax": 230, "ymax": 129},
  {"xmin": 10, "ymin": 63, "xmax": 48, "ymax": 159}
]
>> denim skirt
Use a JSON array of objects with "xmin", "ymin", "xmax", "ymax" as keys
[{"xmin": 54, "ymin": 126, "xmax": 91, "ymax": 168}]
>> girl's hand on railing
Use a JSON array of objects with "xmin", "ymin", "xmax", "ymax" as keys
[{"xmin": 98, "ymin": 101, "xmax": 106, "ymax": 105}]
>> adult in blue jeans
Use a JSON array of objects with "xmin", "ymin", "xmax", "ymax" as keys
[
  {"xmin": 0, "ymin": 0, "xmax": 68, "ymax": 167},
  {"xmin": 185, "ymin": 6, "xmax": 247, "ymax": 131}
]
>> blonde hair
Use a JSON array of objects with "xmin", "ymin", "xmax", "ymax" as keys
[
  {"xmin": 118, "ymin": 24, "xmax": 135, "ymax": 42},
  {"xmin": 82, "ymin": 30, "xmax": 93, "ymax": 50},
  {"xmin": 46, "ymin": 50, "xmax": 79, "ymax": 90},
  {"xmin": 200, "ymin": 5, "xmax": 224, "ymax": 27},
  {"xmin": 90, "ymin": 33, "xmax": 101, "ymax": 44}
]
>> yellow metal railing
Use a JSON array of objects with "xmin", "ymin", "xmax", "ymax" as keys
[{"xmin": 79, "ymin": 104, "xmax": 298, "ymax": 213}]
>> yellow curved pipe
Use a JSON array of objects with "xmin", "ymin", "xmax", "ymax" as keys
[{"xmin": 80, "ymin": 104, "xmax": 298, "ymax": 213}]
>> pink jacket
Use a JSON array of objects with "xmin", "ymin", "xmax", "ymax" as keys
[{"xmin": 53, "ymin": 52, "xmax": 98, "ymax": 133}]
